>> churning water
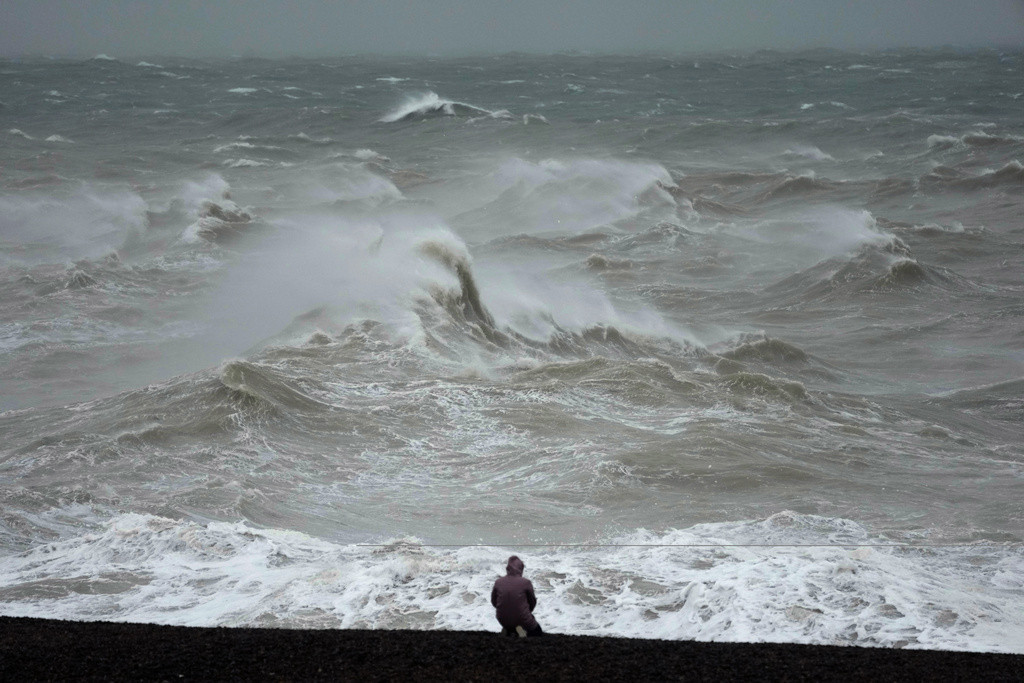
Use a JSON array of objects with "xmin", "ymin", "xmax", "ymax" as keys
[{"xmin": 1, "ymin": 49, "xmax": 1022, "ymax": 652}]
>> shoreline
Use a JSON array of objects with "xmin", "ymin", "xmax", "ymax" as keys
[{"xmin": 2, "ymin": 616, "xmax": 1021, "ymax": 681}]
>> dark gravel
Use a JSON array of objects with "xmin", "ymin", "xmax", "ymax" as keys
[{"xmin": 1, "ymin": 616, "xmax": 1022, "ymax": 681}]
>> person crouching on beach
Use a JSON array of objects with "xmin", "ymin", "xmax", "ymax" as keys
[{"xmin": 491, "ymin": 555, "xmax": 543, "ymax": 637}]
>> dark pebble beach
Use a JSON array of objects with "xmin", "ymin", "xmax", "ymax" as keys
[{"xmin": 2, "ymin": 616, "xmax": 1021, "ymax": 681}]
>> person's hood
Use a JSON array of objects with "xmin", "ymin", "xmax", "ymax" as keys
[{"xmin": 506, "ymin": 556, "xmax": 525, "ymax": 576}]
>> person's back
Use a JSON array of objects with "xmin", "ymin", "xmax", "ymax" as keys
[{"xmin": 490, "ymin": 555, "xmax": 542, "ymax": 637}]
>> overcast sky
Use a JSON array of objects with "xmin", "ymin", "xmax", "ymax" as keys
[{"xmin": 1, "ymin": 0, "xmax": 1022, "ymax": 58}]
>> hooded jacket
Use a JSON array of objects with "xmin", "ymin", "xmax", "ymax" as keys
[{"xmin": 490, "ymin": 556, "xmax": 538, "ymax": 630}]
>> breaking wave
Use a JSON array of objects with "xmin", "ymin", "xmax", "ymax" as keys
[
  {"xmin": 2, "ymin": 512, "xmax": 1020, "ymax": 652},
  {"xmin": 927, "ymin": 131, "xmax": 1024, "ymax": 149},
  {"xmin": 380, "ymin": 92, "xmax": 512, "ymax": 123},
  {"xmin": 922, "ymin": 161, "xmax": 1024, "ymax": 189}
]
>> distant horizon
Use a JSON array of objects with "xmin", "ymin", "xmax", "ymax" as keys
[
  {"xmin": 3, "ymin": 43, "xmax": 1022, "ymax": 63},
  {"xmin": 1, "ymin": 0, "xmax": 1022, "ymax": 61}
]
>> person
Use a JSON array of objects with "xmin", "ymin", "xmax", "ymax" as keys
[{"xmin": 490, "ymin": 555, "xmax": 543, "ymax": 637}]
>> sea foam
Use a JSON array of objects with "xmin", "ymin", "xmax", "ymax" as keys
[{"xmin": 0, "ymin": 512, "xmax": 1019, "ymax": 653}]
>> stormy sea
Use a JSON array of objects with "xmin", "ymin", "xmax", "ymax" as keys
[{"xmin": 0, "ymin": 49, "xmax": 1021, "ymax": 654}]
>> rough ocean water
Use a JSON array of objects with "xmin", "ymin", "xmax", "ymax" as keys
[{"xmin": 0, "ymin": 49, "xmax": 1022, "ymax": 653}]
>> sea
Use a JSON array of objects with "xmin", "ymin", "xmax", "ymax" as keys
[{"xmin": 1, "ymin": 48, "xmax": 1022, "ymax": 653}]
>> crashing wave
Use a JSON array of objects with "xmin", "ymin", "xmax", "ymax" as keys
[
  {"xmin": 412, "ymin": 234, "xmax": 696, "ymax": 363},
  {"xmin": 64, "ymin": 269, "xmax": 98, "ymax": 290},
  {"xmin": 417, "ymin": 238, "xmax": 507, "ymax": 348},
  {"xmin": 379, "ymin": 92, "xmax": 513, "ymax": 123},
  {"xmin": 782, "ymin": 145, "xmax": 834, "ymax": 161},
  {"xmin": 181, "ymin": 194, "xmax": 253, "ymax": 244}
]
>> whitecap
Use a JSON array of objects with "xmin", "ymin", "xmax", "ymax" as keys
[
  {"xmin": 927, "ymin": 134, "xmax": 960, "ymax": 149},
  {"xmin": 379, "ymin": 91, "xmax": 510, "ymax": 123},
  {"xmin": 212, "ymin": 142, "xmax": 256, "ymax": 153},
  {"xmin": 291, "ymin": 133, "xmax": 335, "ymax": 145},
  {"xmin": 227, "ymin": 87, "xmax": 259, "ymax": 95},
  {"xmin": 783, "ymin": 145, "xmax": 833, "ymax": 161},
  {"xmin": 223, "ymin": 158, "xmax": 269, "ymax": 168}
]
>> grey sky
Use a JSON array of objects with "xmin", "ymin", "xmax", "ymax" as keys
[{"xmin": 1, "ymin": 0, "xmax": 1022, "ymax": 58}]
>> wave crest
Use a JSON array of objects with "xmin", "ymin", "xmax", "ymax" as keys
[{"xmin": 380, "ymin": 92, "xmax": 512, "ymax": 123}]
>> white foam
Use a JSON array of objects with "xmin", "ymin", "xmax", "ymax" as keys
[
  {"xmin": 928, "ymin": 134, "xmax": 960, "ymax": 149},
  {"xmin": 227, "ymin": 87, "xmax": 259, "ymax": 95},
  {"xmin": 45, "ymin": 134, "xmax": 73, "ymax": 144},
  {"xmin": 176, "ymin": 174, "xmax": 253, "ymax": 243},
  {"xmin": 179, "ymin": 174, "xmax": 232, "ymax": 214},
  {"xmin": 379, "ymin": 92, "xmax": 510, "ymax": 123},
  {"xmin": 912, "ymin": 221, "xmax": 965, "ymax": 234},
  {"xmin": 223, "ymin": 158, "xmax": 269, "ymax": 168},
  {"xmin": 783, "ymin": 145, "xmax": 834, "ymax": 161},
  {"xmin": 0, "ymin": 512, "xmax": 1020, "ymax": 652},
  {"xmin": 353, "ymin": 148, "xmax": 382, "ymax": 160},
  {"xmin": 8, "ymin": 128, "xmax": 34, "ymax": 140},
  {"xmin": 213, "ymin": 141, "xmax": 256, "ymax": 152},
  {"xmin": 213, "ymin": 141, "xmax": 285, "ymax": 154},
  {"xmin": 291, "ymin": 133, "xmax": 334, "ymax": 144}
]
